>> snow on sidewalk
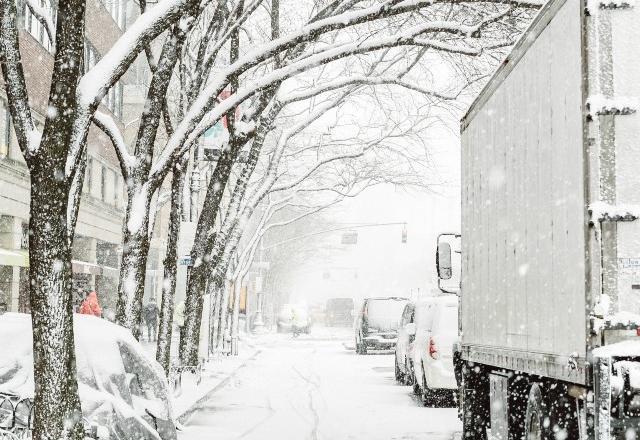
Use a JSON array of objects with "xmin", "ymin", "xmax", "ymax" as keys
[
  {"xmin": 173, "ymin": 345, "xmax": 260, "ymax": 421},
  {"xmin": 140, "ymin": 335, "xmax": 260, "ymax": 421}
]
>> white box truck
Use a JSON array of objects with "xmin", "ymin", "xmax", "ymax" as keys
[{"xmin": 436, "ymin": 0, "xmax": 640, "ymax": 437}]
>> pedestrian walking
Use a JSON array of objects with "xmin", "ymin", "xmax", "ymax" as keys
[
  {"xmin": 143, "ymin": 297, "xmax": 159, "ymax": 342},
  {"xmin": 79, "ymin": 291, "xmax": 102, "ymax": 318}
]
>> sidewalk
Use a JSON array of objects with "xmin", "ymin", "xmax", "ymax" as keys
[
  {"xmin": 140, "ymin": 335, "xmax": 260, "ymax": 423},
  {"xmin": 173, "ymin": 343, "xmax": 261, "ymax": 422}
]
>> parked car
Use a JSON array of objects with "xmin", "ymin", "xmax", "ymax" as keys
[
  {"xmin": 394, "ymin": 301, "xmax": 416, "ymax": 384},
  {"xmin": 0, "ymin": 313, "xmax": 177, "ymax": 439},
  {"xmin": 276, "ymin": 304, "xmax": 311, "ymax": 334},
  {"xmin": 410, "ymin": 294, "xmax": 458, "ymax": 406},
  {"xmin": 354, "ymin": 297, "xmax": 408, "ymax": 354},
  {"xmin": 325, "ymin": 298, "xmax": 354, "ymax": 327}
]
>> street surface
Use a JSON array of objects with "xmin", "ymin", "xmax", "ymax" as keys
[{"xmin": 179, "ymin": 327, "xmax": 461, "ymax": 440}]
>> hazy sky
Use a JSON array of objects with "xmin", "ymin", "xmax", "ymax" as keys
[{"xmin": 287, "ymin": 123, "xmax": 461, "ymax": 307}]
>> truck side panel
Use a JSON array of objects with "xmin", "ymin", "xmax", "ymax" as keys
[
  {"xmin": 461, "ymin": 0, "xmax": 587, "ymax": 383},
  {"xmin": 609, "ymin": 7, "xmax": 640, "ymax": 319}
]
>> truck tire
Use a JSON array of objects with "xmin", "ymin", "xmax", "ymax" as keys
[
  {"xmin": 524, "ymin": 383, "xmax": 551, "ymax": 440},
  {"xmin": 546, "ymin": 382, "xmax": 579, "ymax": 440},
  {"xmin": 461, "ymin": 363, "xmax": 489, "ymax": 440}
]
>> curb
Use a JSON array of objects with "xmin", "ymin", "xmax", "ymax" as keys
[{"xmin": 176, "ymin": 348, "xmax": 262, "ymax": 424}]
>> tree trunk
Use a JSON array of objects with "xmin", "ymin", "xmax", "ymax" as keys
[
  {"xmin": 156, "ymin": 159, "xmax": 186, "ymax": 373},
  {"xmin": 215, "ymin": 282, "xmax": 231, "ymax": 351},
  {"xmin": 29, "ymin": 170, "xmax": 84, "ymax": 440},
  {"xmin": 211, "ymin": 284, "xmax": 221, "ymax": 352},
  {"xmin": 180, "ymin": 108, "xmax": 276, "ymax": 364},
  {"xmin": 116, "ymin": 185, "xmax": 153, "ymax": 338},
  {"xmin": 179, "ymin": 241, "xmax": 213, "ymax": 364},
  {"xmin": 230, "ymin": 277, "xmax": 243, "ymax": 355}
]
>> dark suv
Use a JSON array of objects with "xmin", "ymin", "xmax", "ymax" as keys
[{"xmin": 354, "ymin": 297, "xmax": 408, "ymax": 354}]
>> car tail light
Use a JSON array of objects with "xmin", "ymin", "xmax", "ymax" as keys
[{"xmin": 428, "ymin": 337, "xmax": 439, "ymax": 360}]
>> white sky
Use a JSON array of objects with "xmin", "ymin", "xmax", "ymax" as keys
[{"xmin": 287, "ymin": 123, "xmax": 461, "ymax": 307}]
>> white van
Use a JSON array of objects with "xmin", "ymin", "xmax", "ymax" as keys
[{"xmin": 410, "ymin": 294, "xmax": 458, "ymax": 406}]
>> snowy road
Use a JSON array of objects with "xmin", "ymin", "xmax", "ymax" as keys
[{"xmin": 179, "ymin": 328, "xmax": 461, "ymax": 440}]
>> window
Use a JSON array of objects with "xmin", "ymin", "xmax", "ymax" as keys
[
  {"xmin": 83, "ymin": 157, "xmax": 92, "ymax": 194},
  {"xmin": 101, "ymin": 0, "xmax": 124, "ymax": 29},
  {"xmin": 84, "ymin": 40, "xmax": 99, "ymax": 74},
  {"xmin": 89, "ymin": 160, "xmax": 102, "ymax": 199},
  {"xmin": 101, "ymin": 164, "xmax": 107, "ymax": 201},
  {"xmin": 114, "ymin": 174, "xmax": 120, "ymax": 208},
  {"xmin": 102, "ymin": 82, "xmax": 123, "ymax": 119},
  {"xmin": 20, "ymin": 223, "xmax": 29, "ymax": 249},
  {"xmin": 23, "ymin": 0, "xmax": 55, "ymax": 52},
  {"xmin": 0, "ymin": 98, "xmax": 9, "ymax": 159}
]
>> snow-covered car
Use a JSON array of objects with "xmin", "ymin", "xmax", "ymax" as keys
[
  {"xmin": 354, "ymin": 297, "xmax": 408, "ymax": 354},
  {"xmin": 410, "ymin": 295, "xmax": 458, "ymax": 406},
  {"xmin": 0, "ymin": 313, "xmax": 177, "ymax": 440},
  {"xmin": 276, "ymin": 304, "xmax": 311, "ymax": 334},
  {"xmin": 394, "ymin": 301, "xmax": 416, "ymax": 384}
]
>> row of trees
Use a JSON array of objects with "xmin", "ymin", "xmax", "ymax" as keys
[{"xmin": 0, "ymin": 0, "xmax": 538, "ymax": 437}]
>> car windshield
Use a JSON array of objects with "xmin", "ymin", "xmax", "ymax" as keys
[{"xmin": 366, "ymin": 298, "xmax": 407, "ymax": 331}]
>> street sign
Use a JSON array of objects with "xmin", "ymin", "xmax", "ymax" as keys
[{"xmin": 179, "ymin": 255, "xmax": 193, "ymax": 266}]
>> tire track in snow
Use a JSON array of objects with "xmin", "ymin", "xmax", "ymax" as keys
[{"xmin": 292, "ymin": 355, "xmax": 322, "ymax": 440}]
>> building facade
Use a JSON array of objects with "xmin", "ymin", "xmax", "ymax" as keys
[{"xmin": 0, "ymin": 0, "xmax": 130, "ymax": 316}]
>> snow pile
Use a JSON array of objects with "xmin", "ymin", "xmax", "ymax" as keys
[
  {"xmin": 593, "ymin": 293, "xmax": 611, "ymax": 317},
  {"xmin": 589, "ymin": 201, "xmax": 640, "ymax": 222},
  {"xmin": 0, "ymin": 313, "xmax": 176, "ymax": 439},
  {"xmin": 587, "ymin": 95, "xmax": 638, "ymax": 116},
  {"xmin": 606, "ymin": 311, "xmax": 640, "ymax": 327},
  {"xmin": 594, "ymin": 340, "xmax": 640, "ymax": 358}
]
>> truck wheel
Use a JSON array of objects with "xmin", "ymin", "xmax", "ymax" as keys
[
  {"xmin": 525, "ymin": 383, "xmax": 551, "ymax": 440},
  {"xmin": 547, "ymin": 382, "xmax": 579, "ymax": 440},
  {"xmin": 461, "ymin": 364, "xmax": 489, "ymax": 440}
]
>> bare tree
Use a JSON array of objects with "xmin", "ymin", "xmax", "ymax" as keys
[{"xmin": 0, "ymin": 0, "xmax": 202, "ymax": 437}]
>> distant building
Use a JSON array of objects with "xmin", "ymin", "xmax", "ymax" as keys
[{"xmin": 0, "ymin": 0, "xmax": 131, "ymax": 315}]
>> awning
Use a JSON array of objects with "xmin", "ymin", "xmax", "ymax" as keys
[
  {"xmin": 72, "ymin": 260, "xmax": 102, "ymax": 276},
  {"xmin": 0, "ymin": 248, "xmax": 29, "ymax": 268}
]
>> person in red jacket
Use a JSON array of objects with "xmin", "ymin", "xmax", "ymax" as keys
[{"xmin": 79, "ymin": 291, "xmax": 102, "ymax": 317}]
